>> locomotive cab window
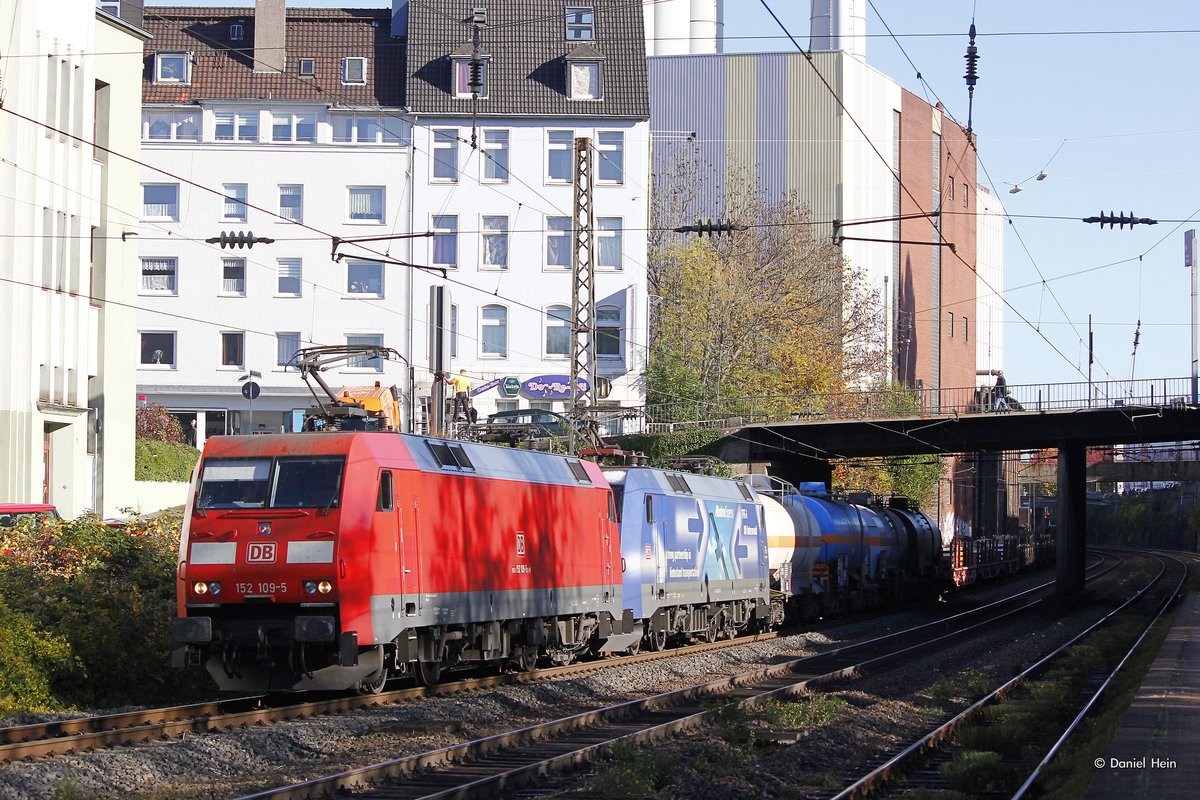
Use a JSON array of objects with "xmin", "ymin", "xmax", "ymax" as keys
[
  {"xmin": 607, "ymin": 490, "xmax": 618, "ymax": 522},
  {"xmin": 645, "ymin": 495, "xmax": 655, "ymax": 523},
  {"xmin": 196, "ymin": 456, "xmax": 345, "ymax": 510},
  {"xmin": 197, "ymin": 459, "xmax": 271, "ymax": 508},
  {"xmin": 377, "ymin": 470, "xmax": 394, "ymax": 511}
]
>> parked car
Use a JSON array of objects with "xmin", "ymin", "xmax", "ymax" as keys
[
  {"xmin": 0, "ymin": 504, "xmax": 61, "ymax": 528},
  {"xmin": 477, "ymin": 409, "xmax": 586, "ymax": 448}
]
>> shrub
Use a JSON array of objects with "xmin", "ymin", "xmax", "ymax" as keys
[
  {"xmin": 0, "ymin": 598, "xmax": 80, "ymax": 716},
  {"xmin": 136, "ymin": 402, "xmax": 186, "ymax": 444},
  {"xmin": 135, "ymin": 438, "xmax": 200, "ymax": 482},
  {"xmin": 0, "ymin": 512, "xmax": 215, "ymax": 709}
]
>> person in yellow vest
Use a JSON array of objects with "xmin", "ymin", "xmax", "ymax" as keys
[{"xmin": 446, "ymin": 369, "xmax": 472, "ymax": 420}]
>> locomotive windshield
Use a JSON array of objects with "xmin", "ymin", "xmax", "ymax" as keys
[{"xmin": 197, "ymin": 456, "xmax": 346, "ymax": 510}]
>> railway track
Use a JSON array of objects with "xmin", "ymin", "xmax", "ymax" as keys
[
  {"xmin": 224, "ymin": 555, "xmax": 1121, "ymax": 800},
  {"xmin": 1, "ymin": 560, "xmax": 1098, "ymax": 765},
  {"xmin": 830, "ymin": 549, "xmax": 1190, "ymax": 799}
]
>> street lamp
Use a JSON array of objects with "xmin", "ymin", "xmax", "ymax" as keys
[{"xmin": 237, "ymin": 370, "xmax": 262, "ymax": 434}]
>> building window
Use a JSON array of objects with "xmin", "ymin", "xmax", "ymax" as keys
[
  {"xmin": 597, "ymin": 305, "xmax": 622, "ymax": 357},
  {"xmin": 546, "ymin": 216, "xmax": 571, "ymax": 269},
  {"xmin": 482, "ymin": 216, "xmax": 508, "ymax": 269},
  {"xmin": 143, "ymin": 110, "xmax": 199, "ymax": 141},
  {"xmin": 596, "ymin": 131, "xmax": 623, "ymax": 182},
  {"xmin": 141, "ymin": 183, "xmax": 179, "ymax": 220},
  {"xmin": 947, "ymin": 177, "xmax": 954, "ymax": 203},
  {"xmin": 271, "ymin": 112, "xmax": 316, "ymax": 143},
  {"xmin": 597, "ymin": 217, "xmax": 622, "ymax": 269},
  {"xmin": 432, "ymin": 129, "xmax": 458, "ymax": 181},
  {"xmin": 277, "ymin": 259, "xmax": 302, "ymax": 296},
  {"xmin": 432, "ymin": 215, "xmax": 458, "ymax": 269},
  {"xmin": 948, "ymin": 312, "xmax": 954, "ymax": 338},
  {"xmin": 153, "ymin": 52, "xmax": 190, "ymax": 84},
  {"xmin": 229, "ymin": 23, "xmax": 244, "ymax": 41},
  {"xmin": 347, "ymin": 186, "xmax": 385, "ymax": 223},
  {"xmin": 567, "ymin": 61, "xmax": 601, "ymax": 100},
  {"xmin": 222, "ymin": 183, "xmax": 247, "ymax": 222},
  {"xmin": 450, "ymin": 304, "xmax": 459, "ymax": 358},
  {"xmin": 221, "ymin": 331, "xmax": 245, "ymax": 368},
  {"xmin": 140, "ymin": 332, "xmax": 176, "ymax": 366},
  {"xmin": 452, "ymin": 57, "xmax": 489, "ymax": 98},
  {"xmin": 333, "ymin": 114, "xmax": 409, "ymax": 145},
  {"xmin": 347, "ymin": 260, "xmax": 384, "ymax": 296},
  {"xmin": 482, "ymin": 129, "xmax": 509, "ymax": 181},
  {"xmin": 963, "ymin": 316, "xmax": 969, "ymax": 342},
  {"xmin": 276, "ymin": 332, "xmax": 301, "ymax": 368},
  {"xmin": 565, "ymin": 7, "xmax": 594, "ymax": 39},
  {"xmin": 298, "ymin": 58, "xmax": 316, "ymax": 77},
  {"xmin": 347, "ymin": 334, "xmax": 384, "ymax": 370},
  {"xmin": 546, "ymin": 305, "xmax": 571, "ymax": 357},
  {"xmin": 481, "ymin": 304, "xmax": 507, "ymax": 358},
  {"xmin": 214, "ymin": 110, "xmax": 258, "ymax": 142},
  {"xmin": 547, "ymin": 130, "xmax": 573, "ymax": 182},
  {"xmin": 963, "ymin": 183, "xmax": 969, "ymax": 209},
  {"xmin": 98, "ymin": 1, "xmax": 121, "ymax": 15},
  {"xmin": 140, "ymin": 257, "xmax": 177, "ymax": 294},
  {"xmin": 341, "ymin": 57, "xmax": 367, "ymax": 84},
  {"xmin": 221, "ymin": 257, "xmax": 246, "ymax": 296},
  {"xmin": 278, "ymin": 184, "xmax": 303, "ymax": 221}
]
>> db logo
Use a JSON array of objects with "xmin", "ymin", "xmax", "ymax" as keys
[
  {"xmin": 515, "ymin": 533, "xmax": 526, "ymax": 556},
  {"xmin": 247, "ymin": 542, "xmax": 277, "ymax": 563}
]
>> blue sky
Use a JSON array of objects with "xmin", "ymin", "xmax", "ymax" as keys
[{"xmin": 145, "ymin": 1, "xmax": 1200, "ymax": 390}]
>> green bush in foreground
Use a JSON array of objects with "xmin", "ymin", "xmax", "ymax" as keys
[{"xmin": 0, "ymin": 512, "xmax": 214, "ymax": 711}]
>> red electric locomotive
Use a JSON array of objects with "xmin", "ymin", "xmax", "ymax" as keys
[{"xmin": 171, "ymin": 432, "xmax": 635, "ymax": 692}]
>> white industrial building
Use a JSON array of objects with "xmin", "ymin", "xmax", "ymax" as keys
[{"xmin": 0, "ymin": 0, "xmax": 148, "ymax": 516}]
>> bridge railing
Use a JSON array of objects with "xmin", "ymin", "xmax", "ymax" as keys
[{"xmin": 614, "ymin": 377, "xmax": 1195, "ymax": 435}]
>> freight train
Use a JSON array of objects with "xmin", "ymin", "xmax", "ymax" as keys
[{"xmin": 171, "ymin": 431, "xmax": 1049, "ymax": 693}]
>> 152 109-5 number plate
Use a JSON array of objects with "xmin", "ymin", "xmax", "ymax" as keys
[{"xmin": 237, "ymin": 582, "xmax": 287, "ymax": 595}]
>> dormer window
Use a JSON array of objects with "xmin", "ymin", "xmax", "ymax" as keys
[
  {"xmin": 451, "ymin": 52, "xmax": 490, "ymax": 98},
  {"xmin": 154, "ymin": 52, "xmax": 191, "ymax": 84},
  {"xmin": 298, "ymin": 58, "xmax": 315, "ymax": 77},
  {"xmin": 341, "ymin": 57, "xmax": 367, "ymax": 84},
  {"xmin": 229, "ymin": 23, "xmax": 244, "ymax": 41},
  {"xmin": 97, "ymin": 1, "xmax": 121, "ymax": 16},
  {"xmin": 565, "ymin": 45, "xmax": 603, "ymax": 100},
  {"xmin": 565, "ymin": 7, "xmax": 594, "ymax": 40}
]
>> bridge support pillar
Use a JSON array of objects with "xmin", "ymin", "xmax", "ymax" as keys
[{"xmin": 1056, "ymin": 444, "xmax": 1087, "ymax": 596}]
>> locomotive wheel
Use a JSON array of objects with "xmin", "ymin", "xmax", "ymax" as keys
[
  {"xmin": 415, "ymin": 659, "xmax": 442, "ymax": 687},
  {"xmin": 356, "ymin": 665, "xmax": 388, "ymax": 695},
  {"xmin": 647, "ymin": 628, "xmax": 668, "ymax": 651},
  {"xmin": 700, "ymin": 617, "xmax": 719, "ymax": 643},
  {"xmin": 513, "ymin": 645, "xmax": 539, "ymax": 672}
]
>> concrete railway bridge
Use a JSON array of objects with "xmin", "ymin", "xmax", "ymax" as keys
[{"xmin": 612, "ymin": 376, "xmax": 1200, "ymax": 595}]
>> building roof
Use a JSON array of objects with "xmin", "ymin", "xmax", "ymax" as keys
[
  {"xmin": 404, "ymin": 0, "xmax": 649, "ymax": 118},
  {"xmin": 140, "ymin": 7, "xmax": 405, "ymax": 107}
]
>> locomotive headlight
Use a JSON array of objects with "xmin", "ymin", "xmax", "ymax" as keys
[
  {"xmin": 317, "ymin": 580, "xmax": 332, "ymax": 594},
  {"xmin": 193, "ymin": 581, "xmax": 208, "ymax": 595},
  {"xmin": 303, "ymin": 580, "xmax": 317, "ymax": 594}
]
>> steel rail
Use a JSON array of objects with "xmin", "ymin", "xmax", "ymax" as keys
[
  {"xmin": 231, "ymin": 557, "xmax": 1117, "ymax": 800},
  {"xmin": 829, "ymin": 550, "xmax": 1180, "ymax": 800}
]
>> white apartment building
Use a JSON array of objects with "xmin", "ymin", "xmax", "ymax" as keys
[
  {"xmin": 137, "ymin": 1, "xmax": 650, "ymax": 440},
  {"xmin": 0, "ymin": 0, "xmax": 147, "ymax": 516}
]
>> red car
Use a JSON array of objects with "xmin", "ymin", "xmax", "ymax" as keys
[{"xmin": 0, "ymin": 504, "xmax": 61, "ymax": 527}]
